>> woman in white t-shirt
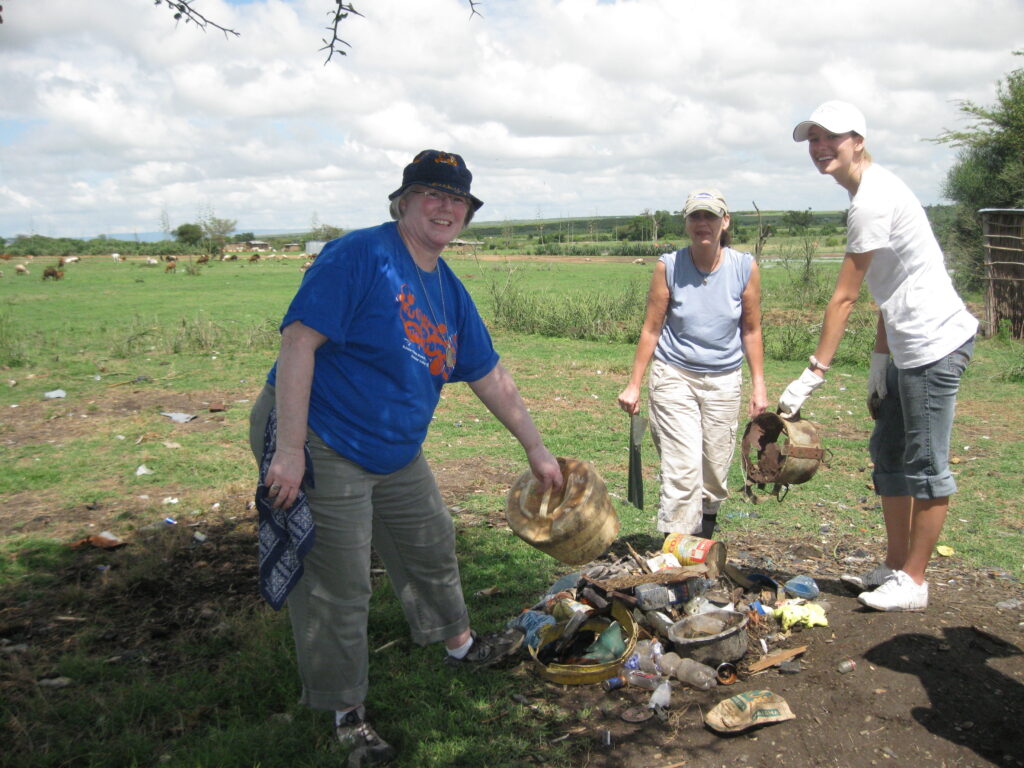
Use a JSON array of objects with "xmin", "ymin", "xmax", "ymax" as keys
[{"xmin": 778, "ymin": 101, "xmax": 977, "ymax": 612}]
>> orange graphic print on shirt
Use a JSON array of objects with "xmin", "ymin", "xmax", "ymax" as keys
[{"xmin": 397, "ymin": 284, "xmax": 456, "ymax": 379}]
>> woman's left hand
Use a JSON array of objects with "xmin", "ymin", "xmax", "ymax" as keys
[
  {"xmin": 526, "ymin": 444, "xmax": 563, "ymax": 491},
  {"xmin": 749, "ymin": 382, "xmax": 769, "ymax": 417}
]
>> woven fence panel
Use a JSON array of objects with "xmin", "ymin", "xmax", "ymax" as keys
[{"xmin": 980, "ymin": 209, "xmax": 1024, "ymax": 339}]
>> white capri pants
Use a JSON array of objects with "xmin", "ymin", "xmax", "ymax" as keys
[{"xmin": 648, "ymin": 359, "xmax": 742, "ymax": 535}]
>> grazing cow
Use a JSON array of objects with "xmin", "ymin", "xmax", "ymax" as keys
[
  {"xmin": 0, "ymin": 254, "xmax": 11, "ymax": 261},
  {"xmin": 15, "ymin": 264, "xmax": 28, "ymax": 275},
  {"xmin": 164, "ymin": 260, "xmax": 176, "ymax": 273},
  {"xmin": 196, "ymin": 254, "xmax": 210, "ymax": 265},
  {"xmin": 248, "ymin": 253, "xmax": 260, "ymax": 263},
  {"xmin": 111, "ymin": 253, "xmax": 122, "ymax": 262},
  {"xmin": 63, "ymin": 255, "xmax": 80, "ymax": 263},
  {"xmin": 146, "ymin": 257, "xmax": 159, "ymax": 266},
  {"xmin": 42, "ymin": 267, "xmax": 64, "ymax": 280}
]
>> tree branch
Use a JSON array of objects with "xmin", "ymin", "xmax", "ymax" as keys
[
  {"xmin": 320, "ymin": 0, "xmax": 482, "ymax": 64},
  {"xmin": 153, "ymin": 0, "xmax": 240, "ymax": 40},
  {"xmin": 320, "ymin": 2, "xmax": 364, "ymax": 65}
]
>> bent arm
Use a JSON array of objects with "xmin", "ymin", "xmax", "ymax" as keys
[
  {"xmin": 469, "ymin": 363, "xmax": 562, "ymax": 490},
  {"xmin": 617, "ymin": 263, "xmax": 670, "ymax": 415},
  {"xmin": 740, "ymin": 262, "xmax": 767, "ymax": 416},
  {"xmin": 811, "ymin": 251, "xmax": 874, "ymax": 375},
  {"xmin": 266, "ymin": 320, "xmax": 328, "ymax": 508}
]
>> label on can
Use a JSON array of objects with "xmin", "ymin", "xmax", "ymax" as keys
[{"xmin": 662, "ymin": 534, "xmax": 726, "ymax": 577}]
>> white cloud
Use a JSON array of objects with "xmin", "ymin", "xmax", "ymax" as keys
[{"xmin": 0, "ymin": 0, "xmax": 1021, "ymax": 238}]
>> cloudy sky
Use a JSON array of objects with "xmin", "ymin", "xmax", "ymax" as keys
[{"xmin": 1, "ymin": 0, "xmax": 1021, "ymax": 239}]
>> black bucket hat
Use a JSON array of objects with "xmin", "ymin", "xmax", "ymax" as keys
[{"xmin": 388, "ymin": 149, "xmax": 484, "ymax": 212}]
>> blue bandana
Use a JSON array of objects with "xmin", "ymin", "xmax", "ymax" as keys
[{"xmin": 256, "ymin": 408, "xmax": 316, "ymax": 610}]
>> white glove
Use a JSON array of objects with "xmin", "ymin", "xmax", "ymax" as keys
[
  {"xmin": 867, "ymin": 352, "xmax": 889, "ymax": 401},
  {"xmin": 866, "ymin": 351, "xmax": 890, "ymax": 418},
  {"xmin": 778, "ymin": 368, "xmax": 825, "ymax": 418}
]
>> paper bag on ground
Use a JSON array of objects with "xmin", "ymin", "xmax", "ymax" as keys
[{"xmin": 705, "ymin": 689, "xmax": 795, "ymax": 733}]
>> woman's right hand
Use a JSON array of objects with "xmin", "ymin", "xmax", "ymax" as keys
[
  {"xmin": 617, "ymin": 384, "xmax": 641, "ymax": 415},
  {"xmin": 264, "ymin": 446, "xmax": 307, "ymax": 510}
]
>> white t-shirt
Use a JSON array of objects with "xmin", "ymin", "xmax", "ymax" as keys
[{"xmin": 846, "ymin": 164, "xmax": 977, "ymax": 368}]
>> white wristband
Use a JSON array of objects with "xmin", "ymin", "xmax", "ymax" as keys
[{"xmin": 809, "ymin": 355, "xmax": 830, "ymax": 372}]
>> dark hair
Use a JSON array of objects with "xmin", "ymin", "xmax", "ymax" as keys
[{"xmin": 720, "ymin": 229, "xmax": 732, "ymax": 247}]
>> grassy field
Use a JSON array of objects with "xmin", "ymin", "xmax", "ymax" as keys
[{"xmin": 0, "ymin": 251, "xmax": 1021, "ymax": 767}]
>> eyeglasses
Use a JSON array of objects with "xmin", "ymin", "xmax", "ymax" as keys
[{"xmin": 410, "ymin": 188, "xmax": 469, "ymax": 208}]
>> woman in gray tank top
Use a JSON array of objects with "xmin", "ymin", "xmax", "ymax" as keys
[{"xmin": 617, "ymin": 189, "xmax": 767, "ymax": 541}]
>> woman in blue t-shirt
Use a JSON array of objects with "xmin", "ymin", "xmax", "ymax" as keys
[
  {"xmin": 617, "ymin": 189, "xmax": 767, "ymax": 541},
  {"xmin": 249, "ymin": 150, "xmax": 562, "ymax": 764}
]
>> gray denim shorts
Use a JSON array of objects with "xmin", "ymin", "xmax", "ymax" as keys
[{"xmin": 869, "ymin": 337, "xmax": 974, "ymax": 498}]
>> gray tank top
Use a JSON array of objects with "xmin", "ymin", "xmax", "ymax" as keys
[{"xmin": 653, "ymin": 246, "xmax": 754, "ymax": 373}]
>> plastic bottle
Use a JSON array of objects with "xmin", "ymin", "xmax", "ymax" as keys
[
  {"xmin": 657, "ymin": 651, "xmax": 682, "ymax": 677},
  {"xmin": 643, "ymin": 610, "xmax": 673, "ymax": 637},
  {"xmin": 634, "ymin": 583, "xmax": 675, "ymax": 610},
  {"xmin": 625, "ymin": 669, "xmax": 665, "ymax": 691},
  {"xmin": 672, "ymin": 658, "xmax": 718, "ymax": 691},
  {"xmin": 634, "ymin": 639, "xmax": 664, "ymax": 674},
  {"xmin": 670, "ymin": 577, "xmax": 712, "ymax": 604}
]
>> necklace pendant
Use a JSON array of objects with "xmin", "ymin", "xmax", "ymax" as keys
[
  {"xmin": 445, "ymin": 343, "xmax": 456, "ymax": 368},
  {"xmin": 702, "ymin": 277, "xmax": 708, "ymax": 285}
]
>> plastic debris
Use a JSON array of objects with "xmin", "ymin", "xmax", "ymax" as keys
[
  {"xmin": 162, "ymin": 497, "xmax": 179, "ymax": 505},
  {"xmin": 160, "ymin": 412, "xmax": 197, "ymax": 423},
  {"xmin": 936, "ymin": 545, "xmax": 955, "ymax": 557},
  {"xmin": 37, "ymin": 677, "xmax": 74, "ymax": 689},
  {"xmin": 135, "ymin": 465, "xmax": 155, "ymax": 476},
  {"xmin": 44, "ymin": 389, "xmax": 67, "ymax": 399},
  {"xmin": 783, "ymin": 575, "xmax": 820, "ymax": 599},
  {"xmin": 773, "ymin": 602, "xmax": 827, "ymax": 631}
]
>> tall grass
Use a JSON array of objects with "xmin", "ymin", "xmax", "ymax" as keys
[
  {"xmin": 487, "ymin": 267, "xmax": 648, "ymax": 343},
  {"xmin": 0, "ymin": 311, "xmax": 29, "ymax": 367}
]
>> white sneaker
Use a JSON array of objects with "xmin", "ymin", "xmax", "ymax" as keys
[
  {"xmin": 857, "ymin": 570, "xmax": 928, "ymax": 612},
  {"xmin": 841, "ymin": 564, "xmax": 896, "ymax": 593}
]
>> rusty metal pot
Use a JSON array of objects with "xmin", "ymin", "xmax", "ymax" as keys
[{"xmin": 741, "ymin": 412, "xmax": 828, "ymax": 502}]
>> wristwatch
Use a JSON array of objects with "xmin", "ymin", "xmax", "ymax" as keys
[{"xmin": 808, "ymin": 355, "xmax": 830, "ymax": 372}]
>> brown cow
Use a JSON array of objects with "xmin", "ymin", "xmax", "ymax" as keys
[{"xmin": 42, "ymin": 267, "xmax": 64, "ymax": 280}]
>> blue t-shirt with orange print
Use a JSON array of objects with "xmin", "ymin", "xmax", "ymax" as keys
[{"xmin": 267, "ymin": 222, "xmax": 498, "ymax": 474}]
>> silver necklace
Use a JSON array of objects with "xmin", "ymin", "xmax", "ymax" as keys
[
  {"xmin": 413, "ymin": 256, "xmax": 456, "ymax": 369},
  {"xmin": 691, "ymin": 247, "xmax": 721, "ymax": 285}
]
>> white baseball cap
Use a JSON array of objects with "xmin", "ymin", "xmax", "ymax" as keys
[{"xmin": 793, "ymin": 101, "xmax": 867, "ymax": 142}]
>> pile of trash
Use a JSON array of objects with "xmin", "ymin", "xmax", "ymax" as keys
[{"xmin": 504, "ymin": 534, "xmax": 828, "ymax": 732}]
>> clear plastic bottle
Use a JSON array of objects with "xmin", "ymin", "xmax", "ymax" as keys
[
  {"xmin": 672, "ymin": 658, "xmax": 718, "ymax": 691},
  {"xmin": 657, "ymin": 651, "xmax": 682, "ymax": 677},
  {"xmin": 634, "ymin": 639, "xmax": 664, "ymax": 674},
  {"xmin": 634, "ymin": 583, "xmax": 674, "ymax": 610},
  {"xmin": 625, "ymin": 669, "xmax": 665, "ymax": 691}
]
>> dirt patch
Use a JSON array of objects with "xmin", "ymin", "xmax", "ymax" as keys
[
  {"xmin": 2, "ymin": 513, "xmax": 1022, "ymax": 767},
  {"xmin": 2, "ymin": 382, "xmax": 1023, "ymax": 767}
]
